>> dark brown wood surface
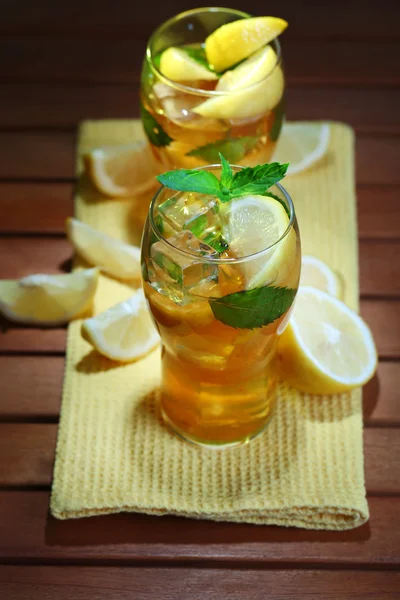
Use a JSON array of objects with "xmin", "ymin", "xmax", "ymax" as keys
[{"xmin": 1, "ymin": 0, "xmax": 400, "ymax": 597}]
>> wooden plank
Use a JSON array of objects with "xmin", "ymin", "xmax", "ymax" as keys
[
  {"xmin": 1, "ymin": 0, "xmax": 400, "ymax": 40},
  {"xmin": 358, "ymin": 185, "xmax": 400, "ymax": 239},
  {"xmin": 0, "ymin": 183, "xmax": 72, "ymax": 233},
  {"xmin": 0, "ymin": 328, "xmax": 66, "ymax": 354},
  {"xmin": 0, "ymin": 357, "xmax": 63, "ymax": 419},
  {"xmin": 0, "ymin": 183, "xmax": 399, "ymax": 238},
  {"xmin": 0, "ymin": 424, "xmax": 57, "ymax": 486},
  {"xmin": 1, "ymin": 85, "xmax": 399, "ymax": 134},
  {"xmin": 359, "ymin": 241, "xmax": 400, "ymax": 297},
  {"xmin": 361, "ymin": 301, "xmax": 400, "ymax": 359},
  {"xmin": 0, "ymin": 132, "xmax": 75, "ymax": 180},
  {"xmin": 1, "ymin": 356, "xmax": 397, "ymax": 425},
  {"xmin": 0, "ymin": 492, "xmax": 398, "ymax": 565},
  {"xmin": 1, "ymin": 38, "xmax": 399, "ymax": 86},
  {"xmin": 0, "ymin": 424, "xmax": 397, "ymax": 494},
  {"xmin": 2, "ymin": 237, "xmax": 400, "ymax": 296},
  {"xmin": 1, "ymin": 132, "xmax": 399, "ymax": 184},
  {"xmin": 0, "ymin": 566, "xmax": 399, "ymax": 600}
]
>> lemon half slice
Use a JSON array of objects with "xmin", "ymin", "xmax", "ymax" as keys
[
  {"xmin": 205, "ymin": 16, "xmax": 288, "ymax": 72},
  {"xmin": 160, "ymin": 47, "xmax": 218, "ymax": 81},
  {"xmin": 66, "ymin": 218, "xmax": 141, "ymax": 281},
  {"xmin": 277, "ymin": 286, "xmax": 377, "ymax": 394},
  {"xmin": 84, "ymin": 141, "xmax": 160, "ymax": 197},
  {"xmin": 0, "ymin": 268, "xmax": 99, "ymax": 326},
  {"xmin": 273, "ymin": 123, "xmax": 330, "ymax": 175},
  {"xmin": 221, "ymin": 195, "xmax": 296, "ymax": 289},
  {"xmin": 82, "ymin": 289, "xmax": 160, "ymax": 362},
  {"xmin": 300, "ymin": 255, "xmax": 342, "ymax": 298},
  {"xmin": 193, "ymin": 46, "xmax": 284, "ymax": 120}
]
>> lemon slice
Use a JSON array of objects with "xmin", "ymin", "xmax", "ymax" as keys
[
  {"xmin": 159, "ymin": 47, "xmax": 218, "ymax": 81},
  {"xmin": 84, "ymin": 140, "xmax": 160, "ymax": 197},
  {"xmin": 221, "ymin": 195, "xmax": 294, "ymax": 289},
  {"xmin": 277, "ymin": 286, "xmax": 377, "ymax": 394},
  {"xmin": 193, "ymin": 46, "xmax": 284, "ymax": 120},
  {"xmin": 66, "ymin": 218, "xmax": 141, "ymax": 281},
  {"xmin": 273, "ymin": 123, "xmax": 330, "ymax": 175},
  {"xmin": 301, "ymin": 255, "xmax": 342, "ymax": 298},
  {"xmin": 0, "ymin": 268, "xmax": 99, "ymax": 326},
  {"xmin": 82, "ymin": 289, "xmax": 160, "ymax": 362},
  {"xmin": 205, "ymin": 16, "xmax": 288, "ymax": 72}
]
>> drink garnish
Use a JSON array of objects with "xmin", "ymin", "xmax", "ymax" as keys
[{"xmin": 156, "ymin": 153, "xmax": 289, "ymax": 203}]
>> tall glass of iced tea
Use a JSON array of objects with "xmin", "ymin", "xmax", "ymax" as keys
[
  {"xmin": 140, "ymin": 8, "xmax": 286, "ymax": 170},
  {"xmin": 141, "ymin": 161, "xmax": 301, "ymax": 447}
]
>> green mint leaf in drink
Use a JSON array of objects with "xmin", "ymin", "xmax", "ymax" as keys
[
  {"xmin": 230, "ymin": 162, "xmax": 289, "ymax": 198},
  {"xmin": 209, "ymin": 285, "xmax": 297, "ymax": 329},
  {"xmin": 187, "ymin": 136, "xmax": 259, "ymax": 164},
  {"xmin": 270, "ymin": 98, "xmax": 285, "ymax": 142},
  {"xmin": 182, "ymin": 45, "xmax": 216, "ymax": 73},
  {"xmin": 140, "ymin": 102, "xmax": 173, "ymax": 147},
  {"xmin": 219, "ymin": 152, "xmax": 234, "ymax": 193},
  {"xmin": 156, "ymin": 169, "xmax": 221, "ymax": 196}
]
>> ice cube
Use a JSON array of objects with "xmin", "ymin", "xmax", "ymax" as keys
[
  {"xmin": 158, "ymin": 192, "xmax": 220, "ymax": 239},
  {"xmin": 149, "ymin": 230, "xmax": 218, "ymax": 303}
]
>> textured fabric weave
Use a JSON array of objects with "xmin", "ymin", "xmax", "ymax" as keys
[{"xmin": 51, "ymin": 120, "xmax": 368, "ymax": 529}]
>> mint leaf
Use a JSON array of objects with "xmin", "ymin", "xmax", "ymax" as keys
[
  {"xmin": 187, "ymin": 136, "xmax": 258, "ymax": 164},
  {"xmin": 156, "ymin": 169, "xmax": 221, "ymax": 196},
  {"xmin": 209, "ymin": 285, "xmax": 296, "ymax": 329},
  {"xmin": 230, "ymin": 162, "xmax": 289, "ymax": 198},
  {"xmin": 219, "ymin": 153, "xmax": 233, "ymax": 192},
  {"xmin": 182, "ymin": 45, "xmax": 215, "ymax": 73},
  {"xmin": 140, "ymin": 102, "xmax": 172, "ymax": 147},
  {"xmin": 270, "ymin": 99, "xmax": 285, "ymax": 142}
]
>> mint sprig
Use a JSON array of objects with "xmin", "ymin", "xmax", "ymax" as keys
[
  {"xmin": 187, "ymin": 135, "xmax": 259, "ymax": 163},
  {"xmin": 209, "ymin": 285, "xmax": 296, "ymax": 329},
  {"xmin": 140, "ymin": 101, "xmax": 172, "ymax": 147},
  {"xmin": 182, "ymin": 45, "xmax": 216, "ymax": 73},
  {"xmin": 156, "ymin": 154, "xmax": 289, "ymax": 203}
]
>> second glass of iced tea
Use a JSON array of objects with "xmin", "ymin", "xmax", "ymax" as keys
[
  {"xmin": 141, "ymin": 163, "xmax": 301, "ymax": 447},
  {"xmin": 141, "ymin": 7, "xmax": 285, "ymax": 170}
]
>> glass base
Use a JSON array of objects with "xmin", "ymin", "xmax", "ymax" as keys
[{"xmin": 160, "ymin": 403, "xmax": 275, "ymax": 450}]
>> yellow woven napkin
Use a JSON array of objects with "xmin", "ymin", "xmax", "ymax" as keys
[{"xmin": 51, "ymin": 120, "xmax": 368, "ymax": 530}]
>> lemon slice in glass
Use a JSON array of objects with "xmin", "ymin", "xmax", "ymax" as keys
[
  {"xmin": 300, "ymin": 255, "xmax": 342, "ymax": 298},
  {"xmin": 0, "ymin": 268, "xmax": 99, "ymax": 326},
  {"xmin": 273, "ymin": 123, "xmax": 330, "ymax": 175},
  {"xmin": 193, "ymin": 46, "xmax": 284, "ymax": 120},
  {"xmin": 66, "ymin": 218, "xmax": 141, "ymax": 281},
  {"xmin": 221, "ymin": 195, "xmax": 295, "ymax": 289},
  {"xmin": 205, "ymin": 16, "xmax": 288, "ymax": 72},
  {"xmin": 82, "ymin": 289, "xmax": 160, "ymax": 362},
  {"xmin": 277, "ymin": 286, "xmax": 377, "ymax": 394},
  {"xmin": 159, "ymin": 47, "xmax": 218, "ymax": 81},
  {"xmin": 84, "ymin": 140, "xmax": 160, "ymax": 197}
]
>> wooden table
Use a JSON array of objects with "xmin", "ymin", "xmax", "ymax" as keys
[{"xmin": 1, "ymin": 1, "xmax": 400, "ymax": 597}]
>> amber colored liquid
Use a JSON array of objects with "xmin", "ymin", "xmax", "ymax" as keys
[{"xmin": 144, "ymin": 238, "xmax": 300, "ymax": 446}]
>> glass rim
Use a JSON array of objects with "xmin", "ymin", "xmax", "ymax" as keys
[
  {"xmin": 146, "ymin": 7, "xmax": 282, "ymax": 98},
  {"xmin": 148, "ymin": 163, "xmax": 295, "ymax": 266}
]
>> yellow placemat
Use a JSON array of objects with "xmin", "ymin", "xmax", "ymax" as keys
[{"xmin": 51, "ymin": 120, "xmax": 368, "ymax": 530}]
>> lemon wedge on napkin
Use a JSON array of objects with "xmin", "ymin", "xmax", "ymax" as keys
[
  {"xmin": 82, "ymin": 289, "xmax": 160, "ymax": 362},
  {"xmin": 277, "ymin": 286, "xmax": 377, "ymax": 394},
  {"xmin": 0, "ymin": 268, "xmax": 99, "ymax": 326},
  {"xmin": 66, "ymin": 218, "xmax": 141, "ymax": 281}
]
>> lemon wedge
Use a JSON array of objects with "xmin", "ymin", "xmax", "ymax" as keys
[
  {"xmin": 273, "ymin": 123, "xmax": 330, "ymax": 175},
  {"xmin": 300, "ymin": 255, "xmax": 342, "ymax": 298},
  {"xmin": 193, "ymin": 46, "xmax": 284, "ymax": 120},
  {"xmin": 221, "ymin": 195, "xmax": 297, "ymax": 289},
  {"xmin": 159, "ymin": 47, "xmax": 218, "ymax": 81},
  {"xmin": 277, "ymin": 286, "xmax": 377, "ymax": 394},
  {"xmin": 0, "ymin": 268, "xmax": 99, "ymax": 326},
  {"xmin": 82, "ymin": 289, "xmax": 160, "ymax": 362},
  {"xmin": 66, "ymin": 218, "xmax": 141, "ymax": 281},
  {"xmin": 84, "ymin": 140, "xmax": 160, "ymax": 197},
  {"xmin": 205, "ymin": 16, "xmax": 288, "ymax": 72}
]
